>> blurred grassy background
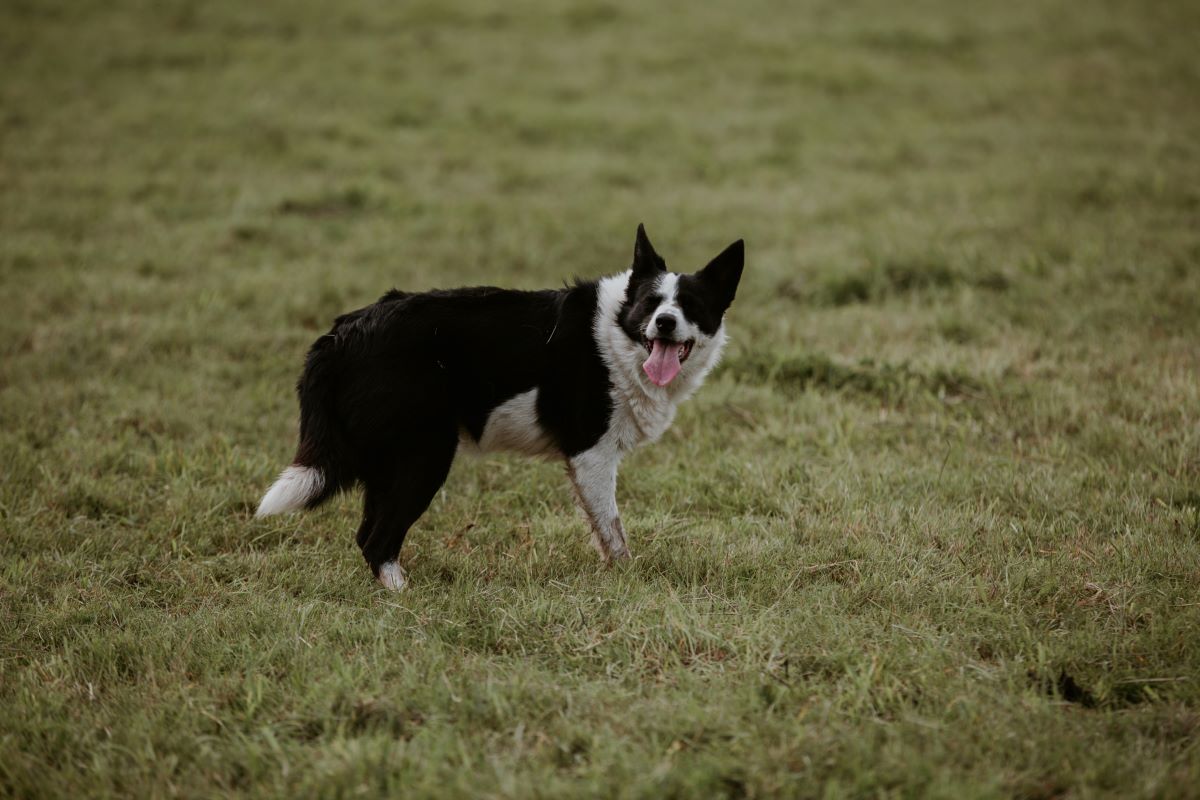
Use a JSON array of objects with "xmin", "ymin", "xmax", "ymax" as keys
[{"xmin": 2, "ymin": 0, "xmax": 1199, "ymax": 796}]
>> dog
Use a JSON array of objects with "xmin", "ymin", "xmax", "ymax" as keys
[{"xmin": 256, "ymin": 224, "xmax": 744, "ymax": 590}]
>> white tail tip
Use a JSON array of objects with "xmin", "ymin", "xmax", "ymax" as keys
[{"xmin": 256, "ymin": 465, "xmax": 324, "ymax": 517}]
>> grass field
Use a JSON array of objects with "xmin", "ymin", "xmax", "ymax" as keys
[{"xmin": 3, "ymin": 0, "xmax": 1200, "ymax": 796}]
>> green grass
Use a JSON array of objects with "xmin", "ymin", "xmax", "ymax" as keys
[{"xmin": 3, "ymin": 0, "xmax": 1200, "ymax": 796}]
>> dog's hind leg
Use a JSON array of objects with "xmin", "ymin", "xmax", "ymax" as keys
[
  {"xmin": 358, "ymin": 424, "xmax": 458, "ymax": 590},
  {"xmin": 567, "ymin": 446, "xmax": 630, "ymax": 563}
]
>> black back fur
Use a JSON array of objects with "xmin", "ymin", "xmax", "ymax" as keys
[{"xmin": 293, "ymin": 281, "xmax": 612, "ymax": 510}]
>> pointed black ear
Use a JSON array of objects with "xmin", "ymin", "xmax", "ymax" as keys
[
  {"xmin": 697, "ymin": 239, "xmax": 744, "ymax": 311},
  {"xmin": 632, "ymin": 223, "xmax": 666, "ymax": 276}
]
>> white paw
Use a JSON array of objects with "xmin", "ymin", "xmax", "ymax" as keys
[{"xmin": 377, "ymin": 561, "xmax": 407, "ymax": 591}]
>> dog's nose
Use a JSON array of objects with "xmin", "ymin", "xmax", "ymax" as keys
[{"xmin": 655, "ymin": 314, "xmax": 676, "ymax": 334}]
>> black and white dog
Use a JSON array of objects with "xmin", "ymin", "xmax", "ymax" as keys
[{"xmin": 256, "ymin": 225, "xmax": 744, "ymax": 590}]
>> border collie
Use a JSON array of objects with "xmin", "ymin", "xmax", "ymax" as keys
[{"xmin": 256, "ymin": 225, "xmax": 744, "ymax": 590}]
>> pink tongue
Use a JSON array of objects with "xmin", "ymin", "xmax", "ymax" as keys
[{"xmin": 643, "ymin": 339, "xmax": 682, "ymax": 386}]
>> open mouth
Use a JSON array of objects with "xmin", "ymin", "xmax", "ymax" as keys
[
  {"xmin": 642, "ymin": 338, "xmax": 693, "ymax": 362},
  {"xmin": 641, "ymin": 337, "xmax": 694, "ymax": 387}
]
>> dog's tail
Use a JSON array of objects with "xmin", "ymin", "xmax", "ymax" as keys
[
  {"xmin": 256, "ymin": 464, "xmax": 327, "ymax": 517},
  {"xmin": 256, "ymin": 327, "xmax": 356, "ymax": 517}
]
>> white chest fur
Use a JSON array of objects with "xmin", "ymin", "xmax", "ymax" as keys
[{"xmin": 606, "ymin": 389, "xmax": 677, "ymax": 451}]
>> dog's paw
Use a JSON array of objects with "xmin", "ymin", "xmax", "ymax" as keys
[
  {"xmin": 377, "ymin": 561, "xmax": 408, "ymax": 591},
  {"xmin": 606, "ymin": 547, "xmax": 632, "ymax": 564}
]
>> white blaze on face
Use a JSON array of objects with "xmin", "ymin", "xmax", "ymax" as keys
[{"xmin": 644, "ymin": 274, "xmax": 680, "ymax": 339}]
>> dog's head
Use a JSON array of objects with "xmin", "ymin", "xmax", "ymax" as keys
[{"xmin": 617, "ymin": 224, "xmax": 743, "ymax": 389}]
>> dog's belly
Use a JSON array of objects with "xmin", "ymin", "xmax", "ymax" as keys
[{"xmin": 460, "ymin": 389, "xmax": 558, "ymax": 458}]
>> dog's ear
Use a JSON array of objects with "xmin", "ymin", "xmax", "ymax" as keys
[
  {"xmin": 632, "ymin": 223, "xmax": 667, "ymax": 278},
  {"xmin": 696, "ymin": 239, "xmax": 744, "ymax": 312}
]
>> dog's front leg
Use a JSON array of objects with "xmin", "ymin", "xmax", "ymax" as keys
[{"xmin": 567, "ymin": 447, "xmax": 630, "ymax": 562}]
